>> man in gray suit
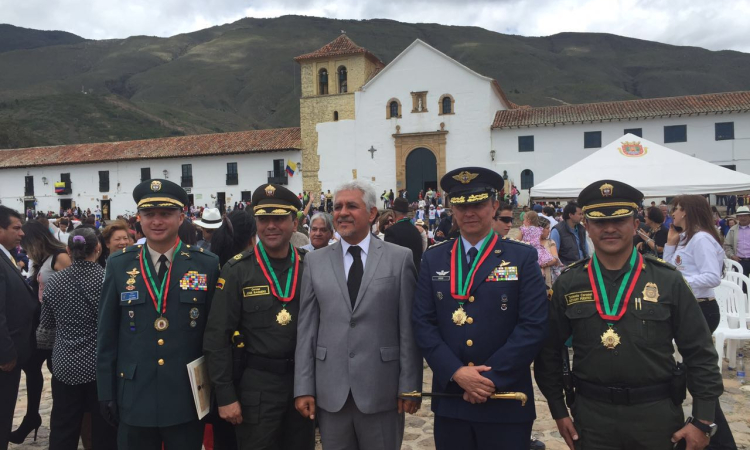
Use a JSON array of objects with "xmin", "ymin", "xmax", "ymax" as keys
[{"xmin": 294, "ymin": 179, "xmax": 422, "ymax": 450}]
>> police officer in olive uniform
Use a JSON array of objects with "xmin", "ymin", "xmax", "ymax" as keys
[
  {"xmin": 412, "ymin": 167, "xmax": 549, "ymax": 450},
  {"xmin": 203, "ymin": 183, "xmax": 315, "ymax": 450},
  {"xmin": 97, "ymin": 179, "xmax": 220, "ymax": 450},
  {"xmin": 534, "ymin": 180, "xmax": 724, "ymax": 450}
]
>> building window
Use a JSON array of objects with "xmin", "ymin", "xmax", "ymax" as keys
[
  {"xmin": 226, "ymin": 162, "xmax": 238, "ymax": 185},
  {"xmin": 521, "ymin": 170, "xmax": 534, "ymax": 190},
  {"xmin": 410, "ymin": 91, "xmax": 428, "ymax": 113},
  {"xmin": 99, "ymin": 171, "xmax": 110, "ymax": 192},
  {"xmin": 439, "ymin": 94, "xmax": 454, "ymax": 115},
  {"xmin": 140, "ymin": 167, "xmax": 151, "ymax": 182},
  {"xmin": 181, "ymin": 164, "xmax": 193, "ymax": 188},
  {"xmin": 268, "ymin": 159, "xmax": 288, "ymax": 185},
  {"xmin": 24, "ymin": 176, "xmax": 34, "ymax": 196},
  {"xmin": 715, "ymin": 122, "xmax": 734, "ymax": 141},
  {"xmin": 584, "ymin": 131, "xmax": 602, "ymax": 149},
  {"xmin": 319, "ymin": 69, "xmax": 328, "ymax": 95},
  {"xmin": 59, "ymin": 173, "xmax": 72, "ymax": 194},
  {"xmin": 333, "ymin": 111, "xmax": 339, "ymax": 121},
  {"xmin": 338, "ymin": 66, "xmax": 347, "ymax": 93},
  {"xmin": 387, "ymin": 99, "xmax": 401, "ymax": 119},
  {"xmin": 664, "ymin": 125, "xmax": 687, "ymax": 143},
  {"xmin": 241, "ymin": 191, "xmax": 252, "ymax": 202},
  {"xmin": 518, "ymin": 136, "xmax": 534, "ymax": 152},
  {"xmin": 624, "ymin": 128, "xmax": 642, "ymax": 137}
]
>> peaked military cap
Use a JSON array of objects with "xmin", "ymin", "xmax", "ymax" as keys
[
  {"xmin": 578, "ymin": 179, "xmax": 643, "ymax": 220},
  {"xmin": 252, "ymin": 184, "xmax": 302, "ymax": 216},
  {"xmin": 133, "ymin": 179, "xmax": 188, "ymax": 210},
  {"xmin": 440, "ymin": 167, "xmax": 502, "ymax": 205}
]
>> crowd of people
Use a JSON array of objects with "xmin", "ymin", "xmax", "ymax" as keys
[{"xmin": 0, "ymin": 168, "xmax": 739, "ymax": 450}]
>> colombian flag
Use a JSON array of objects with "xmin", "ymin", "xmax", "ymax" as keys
[
  {"xmin": 54, "ymin": 182, "xmax": 66, "ymax": 194},
  {"xmin": 286, "ymin": 160, "xmax": 296, "ymax": 177}
]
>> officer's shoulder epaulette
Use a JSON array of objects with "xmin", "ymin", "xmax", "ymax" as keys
[
  {"xmin": 184, "ymin": 244, "xmax": 214, "ymax": 257},
  {"xmin": 644, "ymin": 254, "xmax": 676, "ymax": 270},
  {"xmin": 500, "ymin": 235, "xmax": 533, "ymax": 247},
  {"xmin": 425, "ymin": 238, "xmax": 454, "ymax": 253},
  {"xmin": 110, "ymin": 244, "xmax": 142, "ymax": 259},
  {"xmin": 561, "ymin": 257, "xmax": 591, "ymax": 273},
  {"xmin": 226, "ymin": 248, "xmax": 255, "ymax": 267},
  {"xmin": 297, "ymin": 247, "xmax": 309, "ymax": 258}
]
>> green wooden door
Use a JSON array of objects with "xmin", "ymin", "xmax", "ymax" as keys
[{"xmin": 405, "ymin": 148, "xmax": 437, "ymax": 203}]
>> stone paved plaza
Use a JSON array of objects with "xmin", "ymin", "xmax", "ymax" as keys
[{"xmin": 9, "ymin": 362, "xmax": 750, "ymax": 449}]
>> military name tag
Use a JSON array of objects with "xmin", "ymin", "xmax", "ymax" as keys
[
  {"xmin": 432, "ymin": 276, "xmax": 451, "ymax": 281},
  {"xmin": 486, "ymin": 266, "xmax": 518, "ymax": 282},
  {"xmin": 564, "ymin": 290, "xmax": 594, "ymax": 305},
  {"xmin": 243, "ymin": 286, "xmax": 270, "ymax": 297},
  {"xmin": 120, "ymin": 291, "xmax": 139, "ymax": 302},
  {"xmin": 180, "ymin": 271, "xmax": 208, "ymax": 291}
]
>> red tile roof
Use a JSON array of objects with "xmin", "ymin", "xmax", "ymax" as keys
[
  {"xmin": 295, "ymin": 34, "xmax": 383, "ymax": 65},
  {"xmin": 0, "ymin": 128, "xmax": 301, "ymax": 169},
  {"xmin": 492, "ymin": 91, "xmax": 750, "ymax": 129}
]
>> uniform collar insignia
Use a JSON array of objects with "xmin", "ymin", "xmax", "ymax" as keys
[{"xmin": 436, "ymin": 270, "xmax": 449, "ymax": 276}]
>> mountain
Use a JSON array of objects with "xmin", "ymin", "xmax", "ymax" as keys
[{"xmin": 1, "ymin": 15, "xmax": 750, "ymax": 150}]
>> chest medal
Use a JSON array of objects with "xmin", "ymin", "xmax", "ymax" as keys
[
  {"xmin": 451, "ymin": 307, "xmax": 467, "ymax": 326},
  {"xmin": 255, "ymin": 242, "xmax": 300, "ymax": 327},
  {"xmin": 600, "ymin": 326, "xmax": 621, "ymax": 349},
  {"xmin": 276, "ymin": 309, "xmax": 292, "ymax": 326}
]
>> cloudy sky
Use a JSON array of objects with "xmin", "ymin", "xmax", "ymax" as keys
[{"xmin": 3, "ymin": 0, "xmax": 750, "ymax": 53}]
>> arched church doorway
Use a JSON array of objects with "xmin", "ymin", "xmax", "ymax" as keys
[{"xmin": 405, "ymin": 148, "xmax": 437, "ymax": 202}]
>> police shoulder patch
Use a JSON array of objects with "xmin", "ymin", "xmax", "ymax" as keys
[{"xmin": 644, "ymin": 254, "xmax": 676, "ymax": 270}]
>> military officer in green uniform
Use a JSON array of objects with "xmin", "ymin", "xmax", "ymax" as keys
[
  {"xmin": 97, "ymin": 179, "xmax": 220, "ymax": 449},
  {"xmin": 203, "ymin": 183, "xmax": 315, "ymax": 450},
  {"xmin": 534, "ymin": 180, "xmax": 724, "ymax": 450}
]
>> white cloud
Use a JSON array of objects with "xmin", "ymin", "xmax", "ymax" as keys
[{"xmin": 2, "ymin": 0, "xmax": 749, "ymax": 52}]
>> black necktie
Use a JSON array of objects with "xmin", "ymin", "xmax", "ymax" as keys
[
  {"xmin": 467, "ymin": 247, "xmax": 479, "ymax": 268},
  {"xmin": 157, "ymin": 254, "xmax": 169, "ymax": 284},
  {"xmin": 347, "ymin": 246, "xmax": 363, "ymax": 308}
]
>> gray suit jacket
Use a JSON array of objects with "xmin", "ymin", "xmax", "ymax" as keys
[{"xmin": 294, "ymin": 237, "xmax": 422, "ymax": 414}]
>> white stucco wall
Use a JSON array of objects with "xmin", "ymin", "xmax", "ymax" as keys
[
  {"xmin": 0, "ymin": 150, "xmax": 302, "ymax": 216},
  {"xmin": 492, "ymin": 113, "xmax": 750, "ymax": 203}
]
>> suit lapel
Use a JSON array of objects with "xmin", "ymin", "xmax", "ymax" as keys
[
  {"xmin": 328, "ymin": 242, "xmax": 352, "ymax": 312},
  {"xmin": 470, "ymin": 239, "xmax": 503, "ymax": 294},
  {"xmin": 353, "ymin": 238, "xmax": 383, "ymax": 310}
]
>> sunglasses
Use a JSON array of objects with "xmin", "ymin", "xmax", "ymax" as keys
[{"xmin": 494, "ymin": 216, "xmax": 513, "ymax": 223}]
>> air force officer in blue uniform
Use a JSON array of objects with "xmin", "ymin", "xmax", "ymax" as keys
[{"xmin": 412, "ymin": 167, "xmax": 548, "ymax": 450}]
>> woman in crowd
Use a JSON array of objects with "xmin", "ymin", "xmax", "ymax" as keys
[
  {"xmin": 636, "ymin": 206, "xmax": 668, "ymax": 258},
  {"xmin": 210, "ymin": 209, "xmax": 257, "ymax": 267},
  {"xmin": 415, "ymin": 219, "xmax": 429, "ymax": 252},
  {"xmin": 10, "ymin": 221, "xmax": 72, "ymax": 444},
  {"xmin": 101, "ymin": 220, "xmax": 130, "ymax": 261},
  {"xmin": 178, "ymin": 219, "xmax": 199, "ymax": 246},
  {"xmin": 39, "ymin": 228, "xmax": 117, "ymax": 450},
  {"xmin": 663, "ymin": 194, "xmax": 737, "ymax": 449},
  {"xmin": 538, "ymin": 217, "xmax": 561, "ymax": 287},
  {"xmin": 377, "ymin": 210, "xmax": 394, "ymax": 240},
  {"xmin": 520, "ymin": 212, "xmax": 557, "ymax": 282}
]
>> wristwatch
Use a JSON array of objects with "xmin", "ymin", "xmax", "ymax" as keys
[{"xmin": 687, "ymin": 416, "xmax": 717, "ymax": 438}]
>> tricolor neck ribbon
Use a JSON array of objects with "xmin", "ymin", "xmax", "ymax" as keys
[
  {"xmin": 450, "ymin": 232, "xmax": 498, "ymax": 301},
  {"xmin": 255, "ymin": 242, "xmax": 299, "ymax": 303},
  {"xmin": 587, "ymin": 248, "xmax": 643, "ymax": 322},
  {"xmin": 140, "ymin": 238, "xmax": 182, "ymax": 315}
]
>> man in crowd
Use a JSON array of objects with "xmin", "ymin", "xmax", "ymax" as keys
[
  {"xmin": 204, "ymin": 183, "xmax": 314, "ymax": 450},
  {"xmin": 535, "ymin": 180, "xmax": 723, "ymax": 450},
  {"xmin": 492, "ymin": 203, "xmax": 514, "ymax": 237},
  {"xmin": 550, "ymin": 202, "xmax": 587, "ymax": 266},
  {"xmin": 0, "ymin": 206, "xmax": 38, "ymax": 450},
  {"xmin": 97, "ymin": 179, "xmax": 220, "ymax": 449},
  {"xmin": 412, "ymin": 167, "xmax": 548, "ymax": 450},
  {"xmin": 195, "ymin": 207, "xmax": 222, "ymax": 251},
  {"xmin": 295, "ymin": 179, "xmax": 422, "ymax": 450},
  {"xmin": 723, "ymin": 206, "xmax": 750, "ymax": 276},
  {"xmin": 301, "ymin": 212, "xmax": 334, "ymax": 252},
  {"xmin": 540, "ymin": 205, "xmax": 558, "ymax": 228},
  {"xmin": 660, "ymin": 203, "xmax": 673, "ymax": 229},
  {"xmin": 384, "ymin": 197, "xmax": 424, "ymax": 274}
]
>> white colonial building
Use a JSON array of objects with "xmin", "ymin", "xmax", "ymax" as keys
[{"xmin": 1, "ymin": 34, "xmax": 750, "ymax": 216}]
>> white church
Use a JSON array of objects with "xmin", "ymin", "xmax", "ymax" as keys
[{"xmin": 1, "ymin": 34, "xmax": 749, "ymax": 217}]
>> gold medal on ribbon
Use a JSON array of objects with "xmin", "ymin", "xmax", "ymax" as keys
[
  {"xmin": 276, "ymin": 309, "xmax": 292, "ymax": 326},
  {"xmin": 601, "ymin": 327, "xmax": 621, "ymax": 349},
  {"xmin": 154, "ymin": 316, "xmax": 170, "ymax": 331},
  {"xmin": 452, "ymin": 307, "xmax": 467, "ymax": 326}
]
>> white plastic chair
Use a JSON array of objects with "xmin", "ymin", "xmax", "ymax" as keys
[
  {"xmin": 713, "ymin": 280, "xmax": 750, "ymax": 372},
  {"xmin": 723, "ymin": 271, "xmax": 750, "ymax": 328},
  {"xmin": 724, "ymin": 258, "xmax": 743, "ymax": 276}
]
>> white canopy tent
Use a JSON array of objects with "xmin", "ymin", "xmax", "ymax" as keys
[{"xmin": 530, "ymin": 134, "xmax": 750, "ymax": 200}]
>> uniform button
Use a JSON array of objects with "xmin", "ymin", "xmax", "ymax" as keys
[
  {"xmin": 466, "ymin": 340, "xmax": 473, "ymax": 347},
  {"xmin": 649, "ymin": 309, "xmax": 654, "ymax": 315},
  {"xmin": 614, "ymin": 350, "xmax": 619, "ymax": 356},
  {"xmin": 466, "ymin": 317, "xmax": 474, "ymax": 324},
  {"xmin": 120, "ymin": 372, "xmax": 124, "ymax": 377},
  {"xmin": 193, "ymin": 298, "xmax": 198, "ymax": 302},
  {"xmin": 576, "ymin": 308, "xmax": 581, "ymax": 314},
  {"xmin": 350, "ymin": 322, "xmax": 356, "ymax": 328},
  {"xmin": 349, "ymin": 352, "xmax": 355, "ymax": 358},
  {"xmin": 468, "ymin": 296, "xmax": 475, "ymax": 303},
  {"xmin": 255, "ymin": 305, "xmax": 260, "ymax": 311},
  {"xmin": 158, "ymin": 339, "xmax": 164, "ymax": 346},
  {"xmin": 468, "ymin": 362, "xmax": 475, "ymax": 366},
  {"xmin": 158, "ymin": 359, "xmax": 165, "ymax": 366}
]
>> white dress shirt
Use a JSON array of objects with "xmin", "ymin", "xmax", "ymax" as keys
[
  {"xmin": 341, "ymin": 232, "xmax": 371, "ymax": 279},
  {"xmin": 663, "ymin": 231, "xmax": 724, "ymax": 298}
]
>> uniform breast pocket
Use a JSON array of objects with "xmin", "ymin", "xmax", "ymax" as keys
[
  {"xmin": 242, "ymin": 295, "xmax": 275, "ymax": 328},
  {"xmin": 120, "ymin": 294, "xmax": 146, "ymax": 334},
  {"xmin": 631, "ymin": 302, "xmax": 673, "ymax": 345},
  {"xmin": 179, "ymin": 290, "xmax": 206, "ymax": 331},
  {"xmin": 564, "ymin": 302, "xmax": 599, "ymax": 340}
]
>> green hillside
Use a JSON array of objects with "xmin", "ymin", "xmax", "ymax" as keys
[{"xmin": 2, "ymin": 15, "xmax": 750, "ymax": 149}]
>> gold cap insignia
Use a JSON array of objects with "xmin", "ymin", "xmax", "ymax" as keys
[
  {"xmin": 642, "ymin": 282, "xmax": 659, "ymax": 302},
  {"xmin": 150, "ymin": 180, "xmax": 162, "ymax": 192},
  {"xmin": 600, "ymin": 183, "xmax": 614, "ymax": 197},
  {"xmin": 265, "ymin": 185, "xmax": 276, "ymax": 196},
  {"xmin": 453, "ymin": 171, "xmax": 479, "ymax": 184}
]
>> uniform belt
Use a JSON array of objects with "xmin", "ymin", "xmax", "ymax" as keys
[
  {"xmin": 696, "ymin": 298, "xmax": 716, "ymax": 303},
  {"xmin": 245, "ymin": 353, "xmax": 295, "ymax": 375},
  {"xmin": 574, "ymin": 378, "xmax": 671, "ymax": 405}
]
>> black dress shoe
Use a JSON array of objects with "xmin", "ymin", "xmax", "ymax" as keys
[
  {"xmin": 530, "ymin": 437, "xmax": 546, "ymax": 450},
  {"xmin": 9, "ymin": 413, "xmax": 42, "ymax": 444}
]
